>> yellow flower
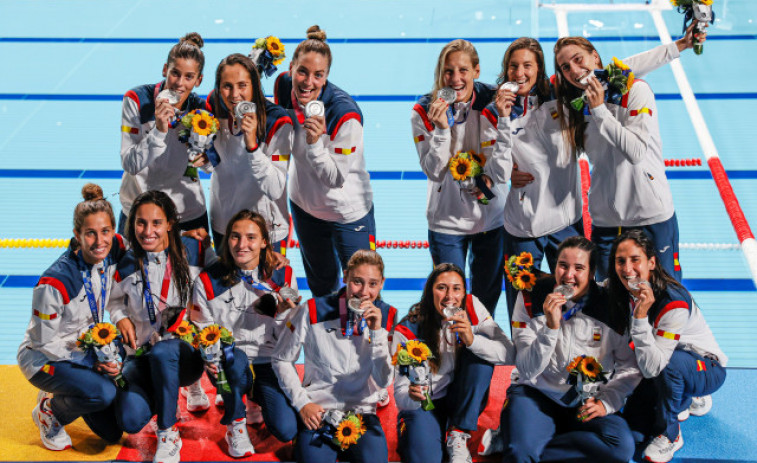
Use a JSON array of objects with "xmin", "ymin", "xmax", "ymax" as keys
[
  {"xmin": 626, "ymin": 71, "xmax": 635, "ymax": 91},
  {"xmin": 92, "ymin": 323, "xmax": 118, "ymax": 345},
  {"xmin": 506, "ymin": 272, "xmax": 514, "ymax": 283},
  {"xmin": 198, "ymin": 325, "xmax": 222, "ymax": 346},
  {"xmin": 566, "ymin": 356, "xmax": 582, "ymax": 372},
  {"xmin": 515, "ymin": 270, "xmax": 536, "ymax": 291},
  {"xmin": 580, "ymin": 357, "xmax": 602, "ymax": 380},
  {"xmin": 175, "ymin": 320, "xmax": 194, "ymax": 337},
  {"xmin": 335, "ymin": 419, "xmax": 361, "ymax": 449},
  {"xmin": 700, "ymin": 0, "xmax": 712, "ymax": 5},
  {"xmin": 516, "ymin": 252, "xmax": 534, "ymax": 268},
  {"xmin": 449, "ymin": 156, "xmax": 472, "ymax": 181},
  {"xmin": 612, "ymin": 56, "xmax": 629, "ymax": 71},
  {"xmin": 471, "ymin": 151, "xmax": 487, "ymax": 167},
  {"xmin": 405, "ymin": 340, "xmax": 431, "ymax": 363},
  {"xmin": 266, "ymin": 36, "xmax": 285, "ymax": 56},
  {"xmin": 191, "ymin": 112, "xmax": 215, "ymax": 136},
  {"xmin": 273, "ymin": 57, "xmax": 285, "ymax": 66},
  {"xmin": 391, "ymin": 345, "xmax": 404, "ymax": 366}
]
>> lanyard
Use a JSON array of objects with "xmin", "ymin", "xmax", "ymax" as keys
[
  {"xmin": 142, "ymin": 256, "xmax": 172, "ymax": 324},
  {"xmin": 562, "ymin": 300, "xmax": 585, "ymax": 321},
  {"xmin": 77, "ymin": 252, "xmax": 108, "ymax": 324},
  {"xmin": 338, "ymin": 295, "xmax": 366, "ymax": 339},
  {"xmin": 237, "ymin": 270, "xmax": 273, "ymax": 293},
  {"xmin": 291, "ymin": 89, "xmax": 307, "ymax": 125}
]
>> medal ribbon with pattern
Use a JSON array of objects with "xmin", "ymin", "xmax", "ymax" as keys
[
  {"xmin": 77, "ymin": 252, "xmax": 108, "ymax": 324},
  {"xmin": 142, "ymin": 256, "xmax": 172, "ymax": 325}
]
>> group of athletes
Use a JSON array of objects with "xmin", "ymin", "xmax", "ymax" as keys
[{"xmin": 19, "ymin": 23, "xmax": 726, "ymax": 463}]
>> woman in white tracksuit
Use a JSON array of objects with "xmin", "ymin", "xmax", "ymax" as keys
[
  {"xmin": 272, "ymin": 250, "xmax": 395, "ymax": 463},
  {"xmin": 554, "ymin": 36, "xmax": 681, "ymax": 283},
  {"xmin": 119, "ymin": 33, "xmax": 211, "ymax": 238},
  {"xmin": 206, "ymin": 53, "xmax": 294, "ymax": 254},
  {"xmin": 411, "ymin": 39, "xmax": 514, "ymax": 315},
  {"xmin": 19, "ymin": 184, "xmax": 127, "ymax": 451}
]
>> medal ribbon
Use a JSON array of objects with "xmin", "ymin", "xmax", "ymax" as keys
[
  {"xmin": 77, "ymin": 252, "xmax": 108, "ymax": 324},
  {"xmin": 142, "ymin": 256, "xmax": 172, "ymax": 325},
  {"xmin": 237, "ymin": 270, "xmax": 274, "ymax": 293},
  {"xmin": 339, "ymin": 296, "xmax": 367, "ymax": 338}
]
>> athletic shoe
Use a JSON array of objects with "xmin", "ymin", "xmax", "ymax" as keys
[
  {"xmin": 643, "ymin": 431, "xmax": 684, "ymax": 463},
  {"xmin": 677, "ymin": 408, "xmax": 690, "ymax": 421},
  {"xmin": 182, "ymin": 380, "xmax": 210, "ymax": 412},
  {"xmin": 689, "ymin": 395, "xmax": 713, "ymax": 416},
  {"xmin": 154, "ymin": 427, "xmax": 182, "ymax": 463},
  {"xmin": 32, "ymin": 393, "xmax": 72, "ymax": 451},
  {"xmin": 478, "ymin": 426, "xmax": 504, "ymax": 456},
  {"xmin": 377, "ymin": 388, "xmax": 391, "ymax": 408},
  {"xmin": 246, "ymin": 402, "xmax": 264, "ymax": 424},
  {"xmin": 446, "ymin": 430, "xmax": 473, "ymax": 463},
  {"xmin": 225, "ymin": 418, "xmax": 255, "ymax": 458},
  {"xmin": 215, "ymin": 393, "xmax": 224, "ymax": 407}
]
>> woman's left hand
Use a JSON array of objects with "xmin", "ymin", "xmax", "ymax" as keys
[
  {"xmin": 241, "ymin": 111, "xmax": 259, "ymax": 152},
  {"xmin": 447, "ymin": 312, "xmax": 474, "ymax": 347},
  {"xmin": 96, "ymin": 361, "xmax": 122, "ymax": 378},
  {"xmin": 204, "ymin": 362, "xmax": 219, "ymax": 378},
  {"xmin": 191, "ymin": 152, "xmax": 210, "ymax": 167},
  {"xmin": 182, "ymin": 227, "xmax": 211, "ymax": 249},
  {"xmin": 577, "ymin": 397, "xmax": 607, "ymax": 422},
  {"xmin": 361, "ymin": 299, "xmax": 382, "ymax": 331},
  {"xmin": 271, "ymin": 251, "xmax": 290, "ymax": 269},
  {"xmin": 275, "ymin": 292, "xmax": 301, "ymax": 314},
  {"xmin": 584, "ymin": 75, "xmax": 605, "ymax": 109},
  {"xmin": 304, "ymin": 115, "xmax": 326, "ymax": 144},
  {"xmin": 468, "ymin": 174, "xmax": 492, "ymax": 199},
  {"xmin": 495, "ymin": 87, "xmax": 517, "ymax": 118},
  {"xmin": 632, "ymin": 282, "xmax": 655, "ymax": 319}
]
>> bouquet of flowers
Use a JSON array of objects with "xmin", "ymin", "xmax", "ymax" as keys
[
  {"xmin": 310, "ymin": 409, "xmax": 367, "ymax": 450},
  {"xmin": 193, "ymin": 324, "xmax": 234, "ymax": 394},
  {"xmin": 172, "ymin": 319, "xmax": 197, "ymax": 344},
  {"xmin": 505, "ymin": 252, "xmax": 537, "ymax": 291},
  {"xmin": 566, "ymin": 355, "xmax": 609, "ymax": 408},
  {"xmin": 77, "ymin": 323, "xmax": 125, "ymax": 387},
  {"xmin": 249, "ymin": 36, "xmax": 286, "ymax": 77},
  {"xmin": 448, "ymin": 151, "xmax": 494, "ymax": 204},
  {"xmin": 177, "ymin": 109, "xmax": 219, "ymax": 180},
  {"xmin": 671, "ymin": 0, "xmax": 714, "ymax": 55},
  {"xmin": 393, "ymin": 340, "xmax": 435, "ymax": 411},
  {"xmin": 570, "ymin": 57, "xmax": 635, "ymax": 112}
]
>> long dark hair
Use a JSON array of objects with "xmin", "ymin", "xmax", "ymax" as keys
[
  {"xmin": 557, "ymin": 235, "xmax": 597, "ymax": 275},
  {"xmin": 496, "ymin": 37, "xmax": 551, "ymax": 109},
  {"xmin": 212, "ymin": 53, "xmax": 267, "ymax": 141},
  {"xmin": 553, "ymin": 37, "xmax": 603, "ymax": 154},
  {"xmin": 607, "ymin": 230, "xmax": 684, "ymax": 334},
  {"xmin": 219, "ymin": 210, "xmax": 277, "ymax": 287},
  {"xmin": 127, "ymin": 191, "xmax": 192, "ymax": 306},
  {"xmin": 399, "ymin": 263, "xmax": 466, "ymax": 373}
]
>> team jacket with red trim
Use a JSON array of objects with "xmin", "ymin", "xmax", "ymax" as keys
[
  {"xmin": 411, "ymin": 82, "xmax": 510, "ymax": 235},
  {"xmin": 481, "ymin": 42, "xmax": 682, "ymax": 238},
  {"xmin": 119, "ymin": 81, "xmax": 210, "ymax": 223},
  {"xmin": 190, "ymin": 260, "xmax": 298, "ymax": 364},
  {"xmin": 274, "ymin": 72, "xmax": 372, "ymax": 223},
  {"xmin": 391, "ymin": 294, "xmax": 513, "ymax": 412},
  {"xmin": 630, "ymin": 284, "xmax": 727, "ymax": 378},
  {"xmin": 17, "ymin": 235, "xmax": 127, "ymax": 380},
  {"xmin": 107, "ymin": 237, "xmax": 213, "ymax": 354},
  {"xmin": 511, "ymin": 277, "xmax": 640, "ymax": 414},
  {"xmin": 271, "ymin": 289, "xmax": 395, "ymax": 414},
  {"xmin": 583, "ymin": 80, "xmax": 672, "ymax": 227},
  {"xmin": 206, "ymin": 98, "xmax": 294, "ymax": 243}
]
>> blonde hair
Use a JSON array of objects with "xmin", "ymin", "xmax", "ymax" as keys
[
  {"xmin": 345, "ymin": 249, "xmax": 385, "ymax": 279},
  {"xmin": 431, "ymin": 39, "xmax": 479, "ymax": 100}
]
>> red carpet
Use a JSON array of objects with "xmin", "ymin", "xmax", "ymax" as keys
[{"xmin": 116, "ymin": 365, "xmax": 513, "ymax": 462}]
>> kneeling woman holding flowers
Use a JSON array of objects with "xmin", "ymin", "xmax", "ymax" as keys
[
  {"xmin": 393, "ymin": 263, "xmax": 513, "ymax": 463},
  {"xmin": 272, "ymin": 250, "xmax": 397, "ymax": 463}
]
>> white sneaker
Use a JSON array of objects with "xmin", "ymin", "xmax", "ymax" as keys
[
  {"xmin": 689, "ymin": 395, "xmax": 713, "ymax": 416},
  {"xmin": 215, "ymin": 393, "xmax": 225, "ymax": 407},
  {"xmin": 225, "ymin": 418, "xmax": 255, "ymax": 458},
  {"xmin": 246, "ymin": 402, "xmax": 264, "ymax": 424},
  {"xmin": 377, "ymin": 388, "xmax": 391, "ymax": 408},
  {"xmin": 478, "ymin": 426, "xmax": 504, "ymax": 456},
  {"xmin": 677, "ymin": 408, "xmax": 690, "ymax": 421},
  {"xmin": 446, "ymin": 430, "xmax": 473, "ymax": 463},
  {"xmin": 154, "ymin": 427, "xmax": 182, "ymax": 463},
  {"xmin": 642, "ymin": 431, "xmax": 683, "ymax": 463},
  {"xmin": 182, "ymin": 380, "xmax": 210, "ymax": 412},
  {"xmin": 32, "ymin": 393, "xmax": 72, "ymax": 451}
]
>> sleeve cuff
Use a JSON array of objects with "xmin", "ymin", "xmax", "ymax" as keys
[
  {"xmin": 150, "ymin": 126, "xmax": 168, "ymax": 141},
  {"xmin": 433, "ymin": 126, "xmax": 450, "ymax": 138},
  {"xmin": 589, "ymin": 104, "xmax": 611, "ymax": 119},
  {"xmin": 370, "ymin": 328, "xmax": 388, "ymax": 346}
]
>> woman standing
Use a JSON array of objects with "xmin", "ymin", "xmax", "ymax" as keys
[
  {"xmin": 19, "ymin": 184, "xmax": 126, "ymax": 450},
  {"xmin": 119, "ymin": 33, "xmax": 211, "ymax": 237},
  {"xmin": 608, "ymin": 230, "xmax": 726, "ymax": 463},
  {"xmin": 108, "ymin": 190, "xmax": 214, "ymax": 463},
  {"xmin": 273, "ymin": 25, "xmax": 376, "ymax": 297},
  {"xmin": 272, "ymin": 250, "xmax": 396, "ymax": 463},
  {"xmin": 191, "ymin": 210, "xmax": 300, "ymax": 453},
  {"xmin": 393, "ymin": 263, "xmax": 512, "ymax": 463}
]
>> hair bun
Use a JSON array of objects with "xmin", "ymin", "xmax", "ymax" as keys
[
  {"xmin": 180, "ymin": 32, "xmax": 204, "ymax": 49},
  {"xmin": 81, "ymin": 183, "xmax": 104, "ymax": 201},
  {"xmin": 306, "ymin": 25, "xmax": 327, "ymax": 42}
]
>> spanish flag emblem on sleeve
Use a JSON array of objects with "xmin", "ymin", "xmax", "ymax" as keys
[
  {"xmin": 511, "ymin": 321, "xmax": 527, "ymax": 329},
  {"xmin": 697, "ymin": 360, "xmax": 707, "ymax": 372},
  {"xmin": 286, "ymin": 320, "xmax": 295, "ymax": 332}
]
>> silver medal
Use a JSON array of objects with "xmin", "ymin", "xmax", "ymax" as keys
[
  {"xmin": 500, "ymin": 82, "xmax": 519, "ymax": 93},
  {"xmin": 347, "ymin": 297, "xmax": 364, "ymax": 315},
  {"xmin": 443, "ymin": 305, "xmax": 463, "ymax": 319},
  {"xmin": 234, "ymin": 101, "xmax": 257, "ymax": 121},
  {"xmin": 157, "ymin": 89, "xmax": 180, "ymax": 105},
  {"xmin": 278, "ymin": 286, "xmax": 299, "ymax": 301},
  {"xmin": 304, "ymin": 100, "xmax": 325, "ymax": 118},
  {"xmin": 627, "ymin": 277, "xmax": 648, "ymax": 291},
  {"xmin": 438, "ymin": 87, "xmax": 457, "ymax": 104},
  {"xmin": 554, "ymin": 284, "xmax": 575, "ymax": 299}
]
